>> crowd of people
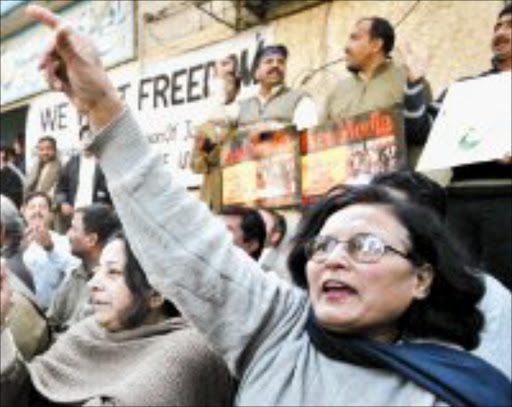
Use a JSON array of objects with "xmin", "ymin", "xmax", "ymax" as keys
[{"xmin": 0, "ymin": 3, "xmax": 511, "ymax": 406}]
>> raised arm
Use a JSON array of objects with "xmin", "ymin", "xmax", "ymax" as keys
[
  {"xmin": 396, "ymin": 41, "xmax": 440, "ymax": 146},
  {"xmin": 26, "ymin": 5, "xmax": 307, "ymax": 376}
]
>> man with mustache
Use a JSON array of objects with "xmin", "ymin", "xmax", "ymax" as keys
[
  {"xmin": 236, "ymin": 45, "xmax": 318, "ymax": 132},
  {"xmin": 401, "ymin": 3, "xmax": 512, "ymax": 290},
  {"xmin": 193, "ymin": 46, "xmax": 318, "ymax": 211}
]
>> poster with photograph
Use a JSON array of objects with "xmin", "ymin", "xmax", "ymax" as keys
[
  {"xmin": 221, "ymin": 128, "xmax": 301, "ymax": 207},
  {"xmin": 302, "ymin": 109, "xmax": 406, "ymax": 205}
]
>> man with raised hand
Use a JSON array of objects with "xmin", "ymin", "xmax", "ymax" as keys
[{"xmin": 399, "ymin": 4, "xmax": 512, "ymax": 289}]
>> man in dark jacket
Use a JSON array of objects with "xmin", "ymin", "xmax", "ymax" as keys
[
  {"xmin": 55, "ymin": 150, "xmax": 111, "ymax": 231},
  {"xmin": 1, "ymin": 145, "xmax": 24, "ymax": 209},
  {"xmin": 399, "ymin": 4, "xmax": 512, "ymax": 289}
]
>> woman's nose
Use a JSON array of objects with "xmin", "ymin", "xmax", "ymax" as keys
[
  {"xmin": 324, "ymin": 243, "xmax": 351, "ymax": 269},
  {"xmin": 87, "ymin": 272, "xmax": 103, "ymax": 291}
]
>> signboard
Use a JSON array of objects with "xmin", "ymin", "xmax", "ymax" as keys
[
  {"xmin": 416, "ymin": 72, "xmax": 512, "ymax": 172},
  {"xmin": 302, "ymin": 109, "xmax": 406, "ymax": 205},
  {"xmin": 25, "ymin": 92, "xmax": 84, "ymax": 170},
  {"xmin": 221, "ymin": 128, "xmax": 301, "ymax": 208},
  {"xmin": 1, "ymin": 0, "xmax": 136, "ymax": 106},
  {"xmin": 25, "ymin": 27, "xmax": 272, "ymax": 187}
]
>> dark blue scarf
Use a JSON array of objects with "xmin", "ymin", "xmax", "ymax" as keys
[{"xmin": 306, "ymin": 311, "xmax": 511, "ymax": 406}]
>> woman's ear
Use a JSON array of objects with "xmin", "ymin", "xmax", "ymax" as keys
[
  {"xmin": 413, "ymin": 264, "xmax": 434, "ymax": 300},
  {"xmin": 149, "ymin": 291, "xmax": 165, "ymax": 309}
]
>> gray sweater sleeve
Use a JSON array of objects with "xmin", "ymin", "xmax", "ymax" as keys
[{"xmin": 87, "ymin": 108, "xmax": 308, "ymax": 376}]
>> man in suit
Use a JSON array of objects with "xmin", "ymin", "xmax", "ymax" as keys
[{"xmin": 55, "ymin": 150, "xmax": 111, "ymax": 231}]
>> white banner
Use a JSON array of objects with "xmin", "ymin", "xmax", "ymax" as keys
[
  {"xmin": 25, "ymin": 92, "xmax": 84, "ymax": 170},
  {"xmin": 25, "ymin": 26, "xmax": 272, "ymax": 187},
  {"xmin": 417, "ymin": 72, "xmax": 512, "ymax": 172},
  {"xmin": 1, "ymin": 0, "xmax": 135, "ymax": 106}
]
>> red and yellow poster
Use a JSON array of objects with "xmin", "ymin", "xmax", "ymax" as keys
[
  {"xmin": 302, "ymin": 109, "xmax": 406, "ymax": 205},
  {"xmin": 221, "ymin": 128, "xmax": 300, "ymax": 208}
]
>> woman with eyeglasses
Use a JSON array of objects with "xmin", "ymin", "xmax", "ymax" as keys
[{"xmin": 17, "ymin": 6, "xmax": 511, "ymax": 406}]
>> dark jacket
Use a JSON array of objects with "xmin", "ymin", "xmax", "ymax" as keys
[
  {"xmin": 55, "ymin": 154, "xmax": 111, "ymax": 209},
  {"xmin": 1, "ymin": 165, "xmax": 24, "ymax": 208}
]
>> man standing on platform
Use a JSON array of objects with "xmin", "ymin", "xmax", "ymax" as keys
[
  {"xmin": 190, "ymin": 56, "xmax": 241, "ymax": 213},
  {"xmin": 237, "ymin": 44, "xmax": 318, "ymax": 132},
  {"xmin": 399, "ymin": 4, "xmax": 512, "ymax": 290},
  {"xmin": 323, "ymin": 17, "xmax": 432, "ymax": 151}
]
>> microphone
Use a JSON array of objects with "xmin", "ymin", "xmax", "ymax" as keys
[{"xmin": 300, "ymin": 56, "xmax": 346, "ymax": 86}]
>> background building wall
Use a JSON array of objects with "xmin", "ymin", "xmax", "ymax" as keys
[
  {"xmin": 2, "ymin": 0, "xmax": 505, "ymax": 111},
  {"xmin": 138, "ymin": 0, "xmax": 505, "ymax": 101}
]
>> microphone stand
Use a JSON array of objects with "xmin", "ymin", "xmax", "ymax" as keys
[{"xmin": 300, "ymin": 56, "xmax": 346, "ymax": 86}]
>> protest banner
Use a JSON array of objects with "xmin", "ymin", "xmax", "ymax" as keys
[
  {"xmin": 417, "ymin": 72, "xmax": 512, "ymax": 172},
  {"xmin": 302, "ymin": 109, "xmax": 407, "ymax": 205},
  {"xmin": 25, "ymin": 26, "xmax": 272, "ymax": 186},
  {"xmin": 221, "ymin": 128, "xmax": 301, "ymax": 208}
]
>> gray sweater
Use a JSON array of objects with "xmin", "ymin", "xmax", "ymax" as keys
[
  {"xmin": 85, "ymin": 108, "xmax": 510, "ymax": 406},
  {"xmin": 1, "ymin": 317, "xmax": 232, "ymax": 406}
]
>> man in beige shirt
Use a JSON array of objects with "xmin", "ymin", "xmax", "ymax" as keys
[{"xmin": 24, "ymin": 136, "xmax": 62, "ymax": 203}]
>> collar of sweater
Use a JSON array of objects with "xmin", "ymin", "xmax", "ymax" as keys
[
  {"xmin": 353, "ymin": 59, "xmax": 394, "ymax": 82},
  {"xmin": 257, "ymin": 84, "xmax": 289, "ymax": 105}
]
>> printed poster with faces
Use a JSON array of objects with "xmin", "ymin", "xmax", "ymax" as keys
[{"xmin": 417, "ymin": 72, "xmax": 512, "ymax": 172}]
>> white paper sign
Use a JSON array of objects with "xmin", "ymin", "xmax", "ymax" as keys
[
  {"xmin": 25, "ymin": 27, "xmax": 272, "ymax": 187},
  {"xmin": 416, "ymin": 72, "xmax": 512, "ymax": 172}
]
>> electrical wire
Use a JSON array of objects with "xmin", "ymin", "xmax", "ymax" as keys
[{"xmin": 394, "ymin": 0, "xmax": 422, "ymax": 30}]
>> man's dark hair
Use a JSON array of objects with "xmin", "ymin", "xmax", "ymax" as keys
[
  {"xmin": 233, "ymin": 75, "xmax": 242, "ymax": 93},
  {"xmin": 254, "ymin": 44, "xmax": 289, "ymax": 68},
  {"xmin": 0, "ymin": 195, "xmax": 25, "ymax": 249},
  {"xmin": 360, "ymin": 17, "xmax": 395, "ymax": 56},
  {"xmin": 24, "ymin": 191, "xmax": 53, "ymax": 209},
  {"xmin": 221, "ymin": 205, "xmax": 267, "ymax": 260},
  {"xmin": 499, "ymin": 3, "xmax": 512, "ymax": 18},
  {"xmin": 371, "ymin": 170, "xmax": 447, "ymax": 218},
  {"xmin": 288, "ymin": 185, "xmax": 485, "ymax": 351},
  {"xmin": 252, "ymin": 44, "xmax": 288, "ymax": 80},
  {"xmin": 75, "ymin": 204, "xmax": 121, "ymax": 246},
  {"xmin": 0, "ymin": 145, "xmax": 15, "ymax": 160},
  {"xmin": 110, "ymin": 232, "xmax": 180, "ymax": 329},
  {"xmin": 38, "ymin": 136, "xmax": 57, "ymax": 150}
]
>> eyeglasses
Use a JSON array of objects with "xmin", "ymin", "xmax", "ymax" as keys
[{"xmin": 304, "ymin": 233, "xmax": 412, "ymax": 264}]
